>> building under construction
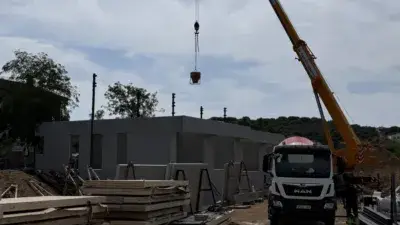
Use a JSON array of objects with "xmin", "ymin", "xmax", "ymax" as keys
[{"xmin": 34, "ymin": 115, "xmax": 284, "ymax": 192}]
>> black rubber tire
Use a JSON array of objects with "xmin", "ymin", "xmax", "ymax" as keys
[
  {"xmin": 324, "ymin": 217, "xmax": 335, "ymax": 225},
  {"xmin": 270, "ymin": 216, "xmax": 279, "ymax": 225}
]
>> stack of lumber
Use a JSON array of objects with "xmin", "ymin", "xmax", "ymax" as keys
[
  {"xmin": 0, "ymin": 195, "xmax": 106, "ymax": 225},
  {"xmin": 82, "ymin": 180, "xmax": 191, "ymax": 225}
]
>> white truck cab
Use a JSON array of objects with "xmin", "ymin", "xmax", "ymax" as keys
[{"xmin": 263, "ymin": 136, "xmax": 337, "ymax": 225}]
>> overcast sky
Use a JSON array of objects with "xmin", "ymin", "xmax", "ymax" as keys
[{"xmin": 0, "ymin": 0, "xmax": 399, "ymax": 126}]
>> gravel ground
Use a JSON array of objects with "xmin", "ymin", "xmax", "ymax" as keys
[{"xmin": 230, "ymin": 202, "xmax": 348, "ymax": 225}]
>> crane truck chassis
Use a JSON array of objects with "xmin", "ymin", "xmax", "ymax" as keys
[{"xmin": 263, "ymin": 137, "xmax": 337, "ymax": 225}]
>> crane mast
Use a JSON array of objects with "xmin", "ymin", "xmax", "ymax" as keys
[{"xmin": 268, "ymin": 0, "xmax": 361, "ymax": 169}]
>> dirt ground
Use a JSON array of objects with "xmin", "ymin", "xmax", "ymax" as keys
[
  {"xmin": 0, "ymin": 170, "xmax": 57, "ymax": 197},
  {"xmin": 230, "ymin": 202, "xmax": 348, "ymax": 225}
]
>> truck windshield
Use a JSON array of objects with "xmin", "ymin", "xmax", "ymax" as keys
[{"xmin": 274, "ymin": 148, "xmax": 331, "ymax": 178}]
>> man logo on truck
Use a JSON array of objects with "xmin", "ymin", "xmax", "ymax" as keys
[{"xmin": 294, "ymin": 189, "xmax": 312, "ymax": 194}]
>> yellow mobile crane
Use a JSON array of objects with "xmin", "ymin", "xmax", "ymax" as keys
[{"xmin": 267, "ymin": 0, "xmax": 372, "ymax": 171}]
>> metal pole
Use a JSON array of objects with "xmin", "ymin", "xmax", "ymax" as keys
[
  {"xmin": 136, "ymin": 91, "xmax": 141, "ymax": 117},
  {"xmin": 390, "ymin": 173, "xmax": 397, "ymax": 223},
  {"xmin": 90, "ymin": 73, "xmax": 97, "ymax": 167},
  {"xmin": 200, "ymin": 106, "xmax": 203, "ymax": 119},
  {"xmin": 172, "ymin": 93, "xmax": 176, "ymax": 116},
  {"xmin": 223, "ymin": 107, "xmax": 227, "ymax": 121}
]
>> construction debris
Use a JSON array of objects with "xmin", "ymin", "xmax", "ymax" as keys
[
  {"xmin": 171, "ymin": 210, "xmax": 232, "ymax": 225},
  {"xmin": 0, "ymin": 170, "xmax": 57, "ymax": 197},
  {"xmin": 0, "ymin": 184, "xmax": 18, "ymax": 198},
  {"xmin": 0, "ymin": 195, "xmax": 106, "ymax": 225},
  {"xmin": 82, "ymin": 179, "xmax": 190, "ymax": 225}
]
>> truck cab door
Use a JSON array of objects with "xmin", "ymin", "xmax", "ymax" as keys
[
  {"xmin": 263, "ymin": 154, "xmax": 273, "ymax": 187},
  {"xmin": 262, "ymin": 153, "xmax": 271, "ymax": 173}
]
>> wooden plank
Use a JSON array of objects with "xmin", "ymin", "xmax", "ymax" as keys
[
  {"xmin": 1, "ymin": 205, "xmax": 106, "ymax": 225},
  {"xmin": 83, "ymin": 180, "xmax": 189, "ymax": 189},
  {"xmin": 104, "ymin": 207, "xmax": 182, "ymax": 220},
  {"xmin": 104, "ymin": 193, "xmax": 190, "ymax": 204},
  {"xmin": 100, "ymin": 212, "xmax": 187, "ymax": 225},
  {"xmin": 83, "ymin": 187, "xmax": 188, "ymax": 196},
  {"xmin": 107, "ymin": 199, "xmax": 190, "ymax": 212},
  {"xmin": 0, "ymin": 196, "xmax": 105, "ymax": 213}
]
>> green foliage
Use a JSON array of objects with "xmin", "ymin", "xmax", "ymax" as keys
[
  {"xmin": 384, "ymin": 139, "xmax": 400, "ymax": 155},
  {"xmin": 1, "ymin": 50, "xmax": 79, "ymax": 118},
  {"xmin": 210, "ymin": 116, "xmax": 400, "ymax": 155},
  {"xmin": 89, "ymin": 109, "xmax": 105, "ymax": 120},
  {"xmin": 0, "ymin": 50, "xmax": 78, "ymax": 146},
  {"xmin": 104, "ymin": 82, "xmax": 159, "ymax": 118}
]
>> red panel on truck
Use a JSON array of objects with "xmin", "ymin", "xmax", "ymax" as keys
[{"xmin": 279, "ymin": 136, "xmax": 314, "ymax": 146}]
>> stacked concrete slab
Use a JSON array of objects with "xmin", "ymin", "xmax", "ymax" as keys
[
  {"xmin": 0, "ymin": 196, "xmax": 106, "ymax": 225},
  {"xmin": 82, "ymin": 180, "xmax": 189, "ymax": 225},
  {"xmin": 114, "ymin": 161, "xmax": 265, "ymax": 211}
]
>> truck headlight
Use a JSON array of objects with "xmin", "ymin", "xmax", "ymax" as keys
[
  {"xmin": 324, "ymin": 202, "xmax": 335, "ymax": 209},
  {"xmin": 273, "ymin": 200, "xmax": 283, "ymax": 208}
]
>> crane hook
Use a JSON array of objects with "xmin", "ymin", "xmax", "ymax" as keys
[{"xmin": 194, "ymin": 21, "xmax": 200, "ymax": 33}]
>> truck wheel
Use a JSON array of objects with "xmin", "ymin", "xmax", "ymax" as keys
[
  {"xmin": 324, "ymin": 217, "xmax": 335, "ymax": 225},
  {"xmin": 270, "ymin": 216, "xmax": 279, "ymax": 225}
]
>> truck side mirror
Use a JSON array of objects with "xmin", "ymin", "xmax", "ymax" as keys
[{"xmin": 262, "ymin": 154, "xmax": 270, "ymax": 173}]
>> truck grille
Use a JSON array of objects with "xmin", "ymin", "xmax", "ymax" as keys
[{"xmin": 282, "ymin": 184, "xmax": 323, "ymax": 197}]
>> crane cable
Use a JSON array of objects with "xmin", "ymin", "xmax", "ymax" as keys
[{"xmin": 193, "ymin": 0, "xmax": 200, "ymax": 71}]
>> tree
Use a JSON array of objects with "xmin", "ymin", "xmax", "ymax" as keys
[
  {"xmin": 1, "ymin": 50, "xmax": 80, "ymax": 119},
  {"xmin": 89, "ymin": 109, "xmax": 105, "ymax": 120},
  {"xmin": 210, "ymin": 116, "xmax": 400, "ymax": 156},
  {"xmin": 104, "ymin": 82, "xmax": 159, "ymax": 118}
]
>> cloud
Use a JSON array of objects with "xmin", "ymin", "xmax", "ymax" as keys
[{"xmin": 0, "ymin": 0, "xmax": 399, "ymax": 127}]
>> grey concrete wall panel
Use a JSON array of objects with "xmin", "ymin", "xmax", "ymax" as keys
[
  {"xmin": 116, "ymin": 133, "xmax": 128, "ymax": 164},
  {"xmin": 247, "ymin": 171, "xmax": 265, "ymax": 191},
  {"xmin": 115, "ymin": 164, "xmax": 167, "ymax": 180},
  {"xmin": 36, "ymin": 117, "xmax": 181, "ymax": 176},
  {"xmin": 166, "ymin": 163, "xmax": 213, "ymax": 212},
  {"xmin": 213, "ymin": 137, "xmax": 235, "ymax": 169},
  {"xmin": 216, "ymin": 162, "xmax": 265, "ymax": 204},
  {"xmin": 92, "ymin": 169, "xmax": 103, "ymax": 179},
  {"xmin": 126, "ymin": 133, "xmax": 174, "ymax": 164},
  {"xmin": 209, "ymin": 169, "xmax": 225, "ymax": 201},
  {"xmin": 233, "ymin": 139, "xmax": 243, "ymax": 162},
  {"xmin": 177, "ymin": 133, "xmax": 204, "ymax": 163},
  {"xmin": 35, "ymin": 122, "xmax": 71, "ymax": 172},
  {"xmin": 241, "ymin": 142, "xmax": 260, "ymax": 171},
  {"xmin": 221, "ymin": 162, "xmax": 243, "ymax": 203},
  {"xmin": 181, "ymin": 116, "xmax": 285, "ymax": 144}
]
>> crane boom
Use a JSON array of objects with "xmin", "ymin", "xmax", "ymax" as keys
[{"xmin": 268, "ymin": 0, "xmax": 361, "ymax": 169}]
